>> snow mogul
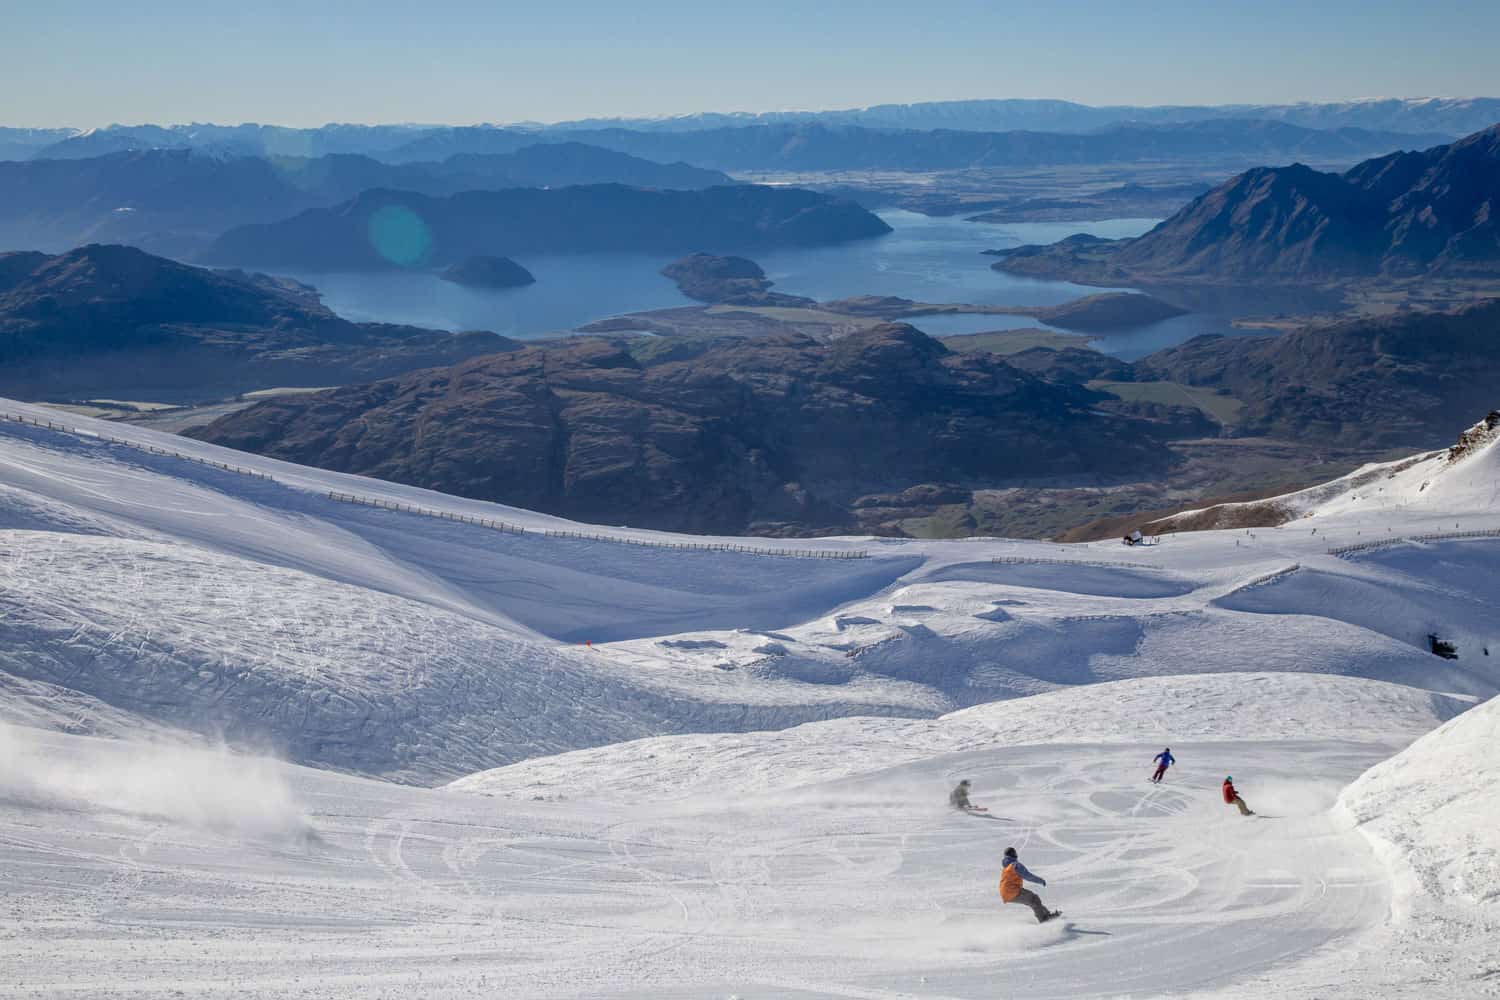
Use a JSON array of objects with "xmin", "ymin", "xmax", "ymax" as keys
[
  {"xmin": 1150, "ymin": 747, "xmax": 1175, "ymax": 783},
  {"xmin": 949, "ymin": 779, "xmax": 987, "ymax": 812},
  {"xmin": 1222, "ymin": 776, "xmax": 1254, "ymax": 816},
  {"xmin": 999, "ymin": 846, "xmax": 1060, "ymax": 923}
]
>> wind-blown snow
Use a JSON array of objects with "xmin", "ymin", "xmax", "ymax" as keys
[{"xmin": 0, "ymin": 722, "xmax": 309, "ymax": 839}]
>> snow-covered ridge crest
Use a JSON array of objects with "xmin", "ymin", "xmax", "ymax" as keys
[{"xmin": 1149, "ymin": 407, "xmax": 1500, "ymax": 534}]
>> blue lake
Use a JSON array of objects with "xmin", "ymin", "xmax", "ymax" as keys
[{"xmin": 281, "ymin": 211, "xmax": 1245, "ymax": 359}]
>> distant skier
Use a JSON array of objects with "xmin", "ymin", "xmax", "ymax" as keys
[
  {"xmin": 998, "ymin": 846, "xmax": 1059, "ymax": 923},
  {"xmin": 1222, "ymin": 775, "xmax": 1254, "ymax": 816},
  {"xmin": 949, "ymin": 779, "xmax": 987, "ymax": 812},
  {"xmin": 1150, "ymin": 747, "xmax": 1175, "ymax": 783}
]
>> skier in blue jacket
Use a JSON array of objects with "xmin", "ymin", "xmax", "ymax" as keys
[{"xmin": 1151, "ymin": 748, "xmax": 1175, "ymax": 783}]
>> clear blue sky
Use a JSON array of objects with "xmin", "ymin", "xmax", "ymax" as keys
[{"xmin": 8, "ymin": 0, "xmax": 1497, "ymax": 127}]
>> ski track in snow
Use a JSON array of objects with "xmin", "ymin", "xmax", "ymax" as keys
[
  {"xmin": 0, "ymin": 727, "xmax": 1403, "ymax": 999},
  {"xmin": 1, "ymin": 399, "xmax": 1498, "ymax": 996}
]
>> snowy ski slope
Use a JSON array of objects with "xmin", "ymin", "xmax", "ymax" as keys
[
  {"xmin": 2, "ymin": 399, "xmax": 1498, "ymax": 780},
  {"xmin": 1, "ymin": 398, "xmax": 1498, "ymax": 997}
]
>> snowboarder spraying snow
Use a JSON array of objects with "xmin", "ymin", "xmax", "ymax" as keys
[
  {"xmin": 1150, "ymin": 747, "xmax": 1175, "ymax": 783},
  {"xmin": 1222, "ymin": 776, "xmax": 1254, "ymax": 816},
  {"xmin": 949, "ymin": 779, "xmax": 987, "ymax": 812},
  {"xmin": 998, "ymin": 846, "xmax": 1059, "ymax": 923}
]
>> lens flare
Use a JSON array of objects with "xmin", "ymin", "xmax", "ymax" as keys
[{"xmin": 367, "ymin": 204, "xmax": 432, "ymax": 267}]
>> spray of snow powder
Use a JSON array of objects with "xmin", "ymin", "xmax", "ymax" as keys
[{"xmin": 0, "ymin": 722, "xmax": 311, "ymax": 840}]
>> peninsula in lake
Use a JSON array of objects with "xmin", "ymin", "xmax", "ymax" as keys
[{"xmin": 203, "ymin": 185, "xmax": 893, "ymax": 270}]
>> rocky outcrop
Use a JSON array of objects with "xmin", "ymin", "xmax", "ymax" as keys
[
  {"xmin": 190, "ymin": 324, "xmax": 1180, "ymax": 535},
  {"xmin": 0, "ymin": 244, "xmax": 512, "ymax": 401},
  {"xmin": 439, "ymin": 255, "xmax": 535, "ymax": 289},
  {"xmin": 660, "ymin": 253, "xmax": 814, "ymax": 307},
  {"xmin": 1446, "ymin": 411, "xmax": 1500, "ymax": 463}
]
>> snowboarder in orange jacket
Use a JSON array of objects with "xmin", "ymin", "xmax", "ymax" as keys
[{"xmin": 999, "ymin": 847, "xmax": 1059, "ymax": 922}]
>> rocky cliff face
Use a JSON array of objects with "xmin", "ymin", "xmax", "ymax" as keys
[
  {"xmin": 190, "ymin": 324, "xmax": 1178, "ymax": 535},
  {"xmin": 0, "ymin": 244, "xmax": 512, "ymax": 400}
]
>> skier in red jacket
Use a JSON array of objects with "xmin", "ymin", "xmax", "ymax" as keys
[{"xmin": 1222, "ymin": 776, "xmax": 1254, "ymax": 816}]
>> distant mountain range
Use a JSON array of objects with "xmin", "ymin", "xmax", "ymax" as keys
[
  {"xmin": 6, "ymin": 98, "xmax": 1496, "ymax": 163},
  {"xmin": 0, "ymin": 145, "xmax": 732, "ymax": 257},
  {"xmin": 994, "ymin": 124, "xmax": 1500, "ymax": 283},
  {"xmin": 0, "ymin": 245, "xmax": 509, "ymax": 400},
  {"xmin": 1, "ymin": 123, "xmax": 433, "ymax": 161},
  {"xmin": 380, "ymin": 120, "xmax": 1448, "ymax": 171},
  {"xmin": 532, "ymin": 97, "xmax": 1500, "ymax": 138},
  {"xmin": 4, "ymin": 117, "xmax": 1467, "ymax": 178},
  {"xmin": 202, "ymin": 184, "xmax": 892, "ymax": 270},
  {"xmin": 187, "ymin": 324, "xmax": 1176, "ymax": 535}
]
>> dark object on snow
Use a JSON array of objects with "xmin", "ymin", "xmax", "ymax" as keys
[
  {"xmin": 1428, "ymin": 634, "xmax": 1459, "ymax": 659},
  {"xmin": 1223, "ymin": 777, "xmax": 1254, "ymax": 816},
  {"xmin": 949, "ymin": 779, "xmax": 986, "ymax": 811}
]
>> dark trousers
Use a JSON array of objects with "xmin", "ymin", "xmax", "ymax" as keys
[
  {"xmin": 1010, "ymin": 888, "xmax": 1051, "ymax": 922},
  {"xmin": 1152, "ymin": 765, "xmax": 1167, "ymax": 782}
]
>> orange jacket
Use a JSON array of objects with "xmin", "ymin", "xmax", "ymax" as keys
[{"xmin": 999, "ymin": 862, "xmax": 1022, "ymax": 901}]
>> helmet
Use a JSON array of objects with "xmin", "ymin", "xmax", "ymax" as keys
[
  {"xmin": 1225, "ymin": 776, "xmax": 1232, "ymax": 782},
  {"xmin": 959, "ymin": 779, "xmax": 970, "ymax": 786},
  {"xmin": 1003, "ymin": 846, "xmax": 1017, "ymax": 858}
]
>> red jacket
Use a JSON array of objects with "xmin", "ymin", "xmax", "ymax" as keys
[{"xmin": 1222, "ymin": 780, "xmax": 1237, "ymax": 804}]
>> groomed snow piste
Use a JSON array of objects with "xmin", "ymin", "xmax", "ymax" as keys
[{"xmin": 1, "ymin": 398, "xmax": 1497, "ymax": 997}]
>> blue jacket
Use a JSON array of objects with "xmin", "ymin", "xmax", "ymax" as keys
[
  {"xmin": 1153, "ymin": 751, "xmax": 1175, "ymax": 768},
  {"xmin": 1007, "ymin": 859, "xmax": 1045, "ymax": 886}
]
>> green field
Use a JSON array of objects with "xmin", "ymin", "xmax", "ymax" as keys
[{"xmin": 1087, "ymin": 380, "xmax": 1245, "ymax": 424}]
